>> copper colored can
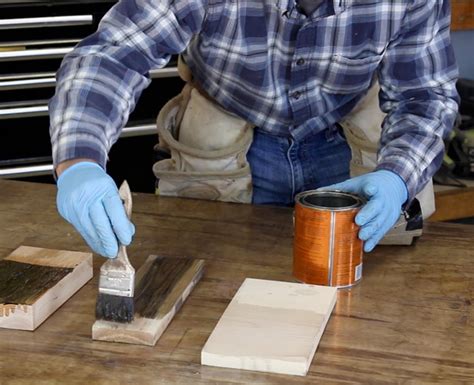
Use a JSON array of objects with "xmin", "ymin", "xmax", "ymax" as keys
[{"xmin": 293, "ymin": 190, "xmax": 364, "ymax": 288}]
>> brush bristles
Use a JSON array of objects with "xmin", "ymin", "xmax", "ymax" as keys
[{"xmin": 96, "ymin": 293, "xmax": 134, "ymax": 323}]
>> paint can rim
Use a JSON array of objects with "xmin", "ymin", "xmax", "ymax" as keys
[{"xmin": 295, "ymin": 190, "xmax": 364, "ymax": 212}]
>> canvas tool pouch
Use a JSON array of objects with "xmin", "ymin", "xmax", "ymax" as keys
[
  {"xmin": 153, "ymin": 79, "xmax": 254, "ymax": 203},
  {"xmin": 340, "ymin": 81, "xmax": 436, "ymax": 244}
]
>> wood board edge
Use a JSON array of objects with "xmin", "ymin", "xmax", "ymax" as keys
[
  {"xmin": 201, "ymin": 351, "xmax": 309, "ymax": 376},
  {"xmin": 303, "ymin": 288, "xmax": 338, "ymax": 375},
  {"xmin": 5, "ymin": 246, "xmax": 93, "ymax": 268},
  {"xmin": 32, "ymin": 254, "xmax": 93, "ymax": 329},
  {"xmin": 0, "ymin": 252, "xmax": 93, "ymax": 331},
  {"xmin": 0, "ymin": 304, "xmax": 34, "ymax": 330}
]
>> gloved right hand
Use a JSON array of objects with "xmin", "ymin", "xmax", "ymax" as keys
[
  {"xmin": 319, "ymin": 170, "xmax": 407, "ymax": 252},
  {"xmin": 56, "ymin": 161, "xmax": 135, "ymax": 258}
]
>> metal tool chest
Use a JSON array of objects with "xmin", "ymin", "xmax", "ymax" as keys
[{"xmin": 0, "ymin": 0, "xmax": 182, "ymax": 191}]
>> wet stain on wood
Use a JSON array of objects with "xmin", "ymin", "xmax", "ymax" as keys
[
  {"xmin": 134, "ymin": 257, "xmax": 194, "ymax": 319},
  {"xmin": 92, "ymin": 255, "xmax": 205, "ymax": 345},
  {"xmin": 0, "ymin": 260, "xmax": 72, "ymax": 305}
]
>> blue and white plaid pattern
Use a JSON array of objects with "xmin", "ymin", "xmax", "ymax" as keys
[{"xmin": 49, "ymin": 0, "xmax": 459, "ymax": 200}]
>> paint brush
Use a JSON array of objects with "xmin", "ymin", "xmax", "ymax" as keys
[{"xmin": 95, "ymin": 181, "xmax": 135, "ymax": 323}]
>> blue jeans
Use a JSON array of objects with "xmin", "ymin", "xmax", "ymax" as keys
[{"xmin": 247, "ymin": 126, "xmax": 351, "ymax": 206}]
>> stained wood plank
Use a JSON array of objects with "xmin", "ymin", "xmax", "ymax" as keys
[
  {"xmin": 201, "ymin": 278, "xmax": 337, "ymax": 376},
  {"xmin": 0, "ymin": 260, "xmax": 72, "ymax": 305},
  {"xmin": 92, "ymin": 255, "xmax": 205, "ymax": 346},
  {"xmin": 0, "ymin": 246, "xmax": 92, "ymax": 331}
]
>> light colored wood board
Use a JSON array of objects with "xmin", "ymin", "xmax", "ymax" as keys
[
  {"xmin": 92, "ymin": 256, "xmax": 205, "ymax": 346},
  {"xmin": 201, "ymin": 278, "xmax": 337, "ymax": 376},
  {"xmin": 6, "ymin": 245, "xmax": 92, "ymax": 268},
  {"xmin": 0, "ymin": 246, "xmax": 92, "ymax": 331}
]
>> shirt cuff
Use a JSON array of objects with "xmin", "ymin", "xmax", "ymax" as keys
[
  {"xmin": 375, "ymin": 158, "xmax": 416, "ymax": 205},
  {"xmin": 52, "ymin": 133, "xmax": 108, "ymax": 170}
]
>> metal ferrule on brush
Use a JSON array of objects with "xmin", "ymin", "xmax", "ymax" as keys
[{"xmin": 98, "ymin": 246, "xmax": 135, "ymax": 297}]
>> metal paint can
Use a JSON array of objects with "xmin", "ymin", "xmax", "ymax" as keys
[{"xmin": 293, "ymin": 190, "xmax": 364, "ymax": 288}]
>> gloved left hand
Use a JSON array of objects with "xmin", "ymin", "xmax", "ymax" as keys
[{"xmin": 320, "ymin": 170, "xmax": 408, "ymax": 252}]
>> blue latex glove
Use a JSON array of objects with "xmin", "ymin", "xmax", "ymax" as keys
[
  {"xmin": 321, "ymin": 170, "xmax": 408, "ymax": 252},
  {"xmin": 56, "ymin": 162, "xmax": 135, "ymax": 258}
]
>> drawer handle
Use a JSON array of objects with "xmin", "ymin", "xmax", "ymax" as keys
[
  {"xmin": 0, "ymin": 77, "xmax": 56, "ymax": 91},
  {"xmin": 0, "ymin": 67, "xmax": 179, "ymax": 90},
  {"xmin": 0, "ymin": 47, "xmax": 73, "ymax": 62},
  {"xmin": 0, "ymin": 105, "xmax": 49, "ymax": 119},
  {"xmin": 121, "ymin": 124, "xmax": 157, "ymax": 137},
  {"xmin": 0, "ymin": 125, "xmax": 158, "ymax": 178},
  {"xmin": 0, "ymin": 38, "xmax": 80, "ymax": 49},
  {"xmin": 0, "ymin": 72, "xmax": 56, "ymax": 81},
  {"xmin": 0, "ymin": 164, "xmax": 54, "ymax": 178},
  {"xmin": 0, "ymin": 15, "xmax": 93, "ymax": 30},
  {"xmin": 149, "ymin": 67, "xmax": 179, "ymax": 79}
]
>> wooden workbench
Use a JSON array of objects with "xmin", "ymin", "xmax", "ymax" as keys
[{"xmin": 0, "ymin": 180, "xmax": 473, "ymax": 384}]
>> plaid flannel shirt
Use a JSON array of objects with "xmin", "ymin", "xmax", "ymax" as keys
[{"xmin": 49, "ymin": 0, "xmax": 459, "ymax": 200}]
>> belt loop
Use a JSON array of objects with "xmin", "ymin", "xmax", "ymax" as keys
[
  {"xmin": 325, "ymin": 124, "xmax": 340, "ymax": 142},
  {"xmin": 325, "ymin": 128, "xmax": 333, "ymax": 142}
]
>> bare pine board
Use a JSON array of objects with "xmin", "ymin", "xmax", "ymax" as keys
[
  {"xmin": 0, "ymin": 246, "xmax": 93, "ymax": 331},
  {"xmin": 201, "ymin": 278, "xmax": 337, "ymax": 376},
  {"xmin": 92, "ymin": 255, "xmax": 205, "ymax": 346}
]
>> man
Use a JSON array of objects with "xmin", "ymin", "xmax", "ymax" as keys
[{"xmin": 50, "ymin": 0, "xmax": 459, "ymax": 258}]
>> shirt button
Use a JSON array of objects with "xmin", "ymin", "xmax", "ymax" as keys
[
  {"xmin": 291, "ymin": 91, "xmax": 301, "ymax": 100},
  {"xmin": 296, "ymin": 58, "xmax": 305, "ymax": 66}
]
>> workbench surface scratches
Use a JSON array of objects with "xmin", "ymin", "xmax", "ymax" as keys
[
  {"xmin": 92, "ymin": 255, "xmax": 205, "ymax": 346},
  {"xmin": 0, "ymin": 246, "xmax": 93, "ymax": 331},
  {"xmin": 201, "ymin": 278, "xmax": 337, "ymax": 376}
]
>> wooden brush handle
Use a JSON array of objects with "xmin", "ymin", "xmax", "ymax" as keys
[
  {"xmin": 109, "ymin": 244, "xmax": 132, "ymax": 269},
  {"xmin": 118, "ymin": 181, "xmax": 132, "ymax": 220},
  {"xmin": 114, "ymin": 180, "xmax": 133, "ymax": 267}
]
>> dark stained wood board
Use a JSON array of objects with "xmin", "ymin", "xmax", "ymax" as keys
[
  {"xmin": 92, "ymin": 255, "xmax": 205, "ymax": 345},
  {"xmin": 0, "ymin": 245, "xmax": 92, "ymax": 330},
  {"xmin": 0, "ymin": 260, "xmax": 72, "ymax": 307}
]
